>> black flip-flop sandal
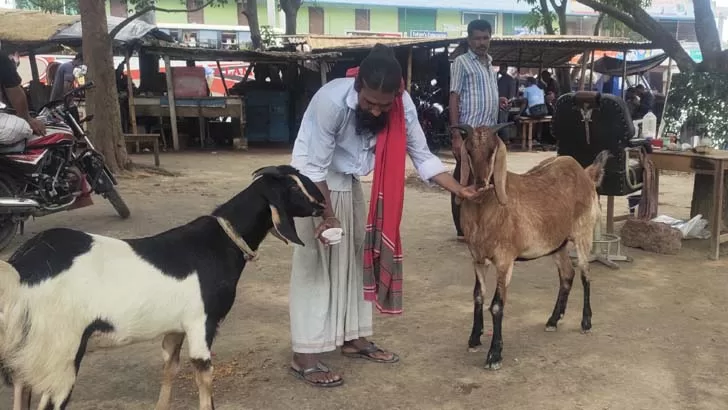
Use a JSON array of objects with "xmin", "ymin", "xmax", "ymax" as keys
[
  {"xmin": 342, "ymin": 342, "xmax": 400, "ymax": 364},
  {"xmin": 289, "ymin": 362, "xmax": 344, "ymax": 388}
]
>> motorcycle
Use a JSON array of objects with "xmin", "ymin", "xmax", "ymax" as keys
[
  {"xmin": 0, "ymin": 81, "xmax": 130, "ymax": 251},
  {"xmin": 412, "ymin": 79, "xmax": 451, "ymax": 155}
]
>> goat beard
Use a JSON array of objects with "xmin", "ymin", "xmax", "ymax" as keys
[{"xmin": 355, "ymin": 106, "xmax": 388, "ymax": 136}]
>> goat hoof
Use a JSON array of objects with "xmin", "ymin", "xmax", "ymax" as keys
[
  {"xmin": 580, "ymin": 328, "xmax": 592, "ymax": 334},
  {"xmin": 485, "ymin": 360, "xmax": 502, "ymax": 371},
  {"xmin": 544, "ymin": 325, "xmax": 558, "ymax": 332},
  {"xmin": 468, "ymin": 346, "xmax": 483, "ymax": 353}
]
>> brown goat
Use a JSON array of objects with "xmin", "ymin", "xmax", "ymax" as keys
[{"xmin": 451, "ymin": 123, "xmax": 609, "ymax": 370}]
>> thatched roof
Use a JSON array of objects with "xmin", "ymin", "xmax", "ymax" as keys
[
  {"xmin": 0, "ymin": 10, "xmax": 76, "ymax": 50},
  {"xmin": 283, "ymin": 34, "xmax": 660, "ymax": 68},
  {"xmin": 0, "ymin": 9, "xmax": 172, "ymax": 54},
  {"xmin": 141, "ymin": 44, "xmax": 342, "ymax": 64}
]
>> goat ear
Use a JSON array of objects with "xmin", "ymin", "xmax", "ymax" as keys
[
  {"xmin": 450, "ymin": 124, "xmax": 474, "ymax": 139},
  {"xmin": 459, "ymin": 142, "xmax": 471, "ymax": 187},
  {"xmin": 492, "ymin": 138, "xmax": 509, "ymax": 206},
  {"xmin": 264, "ymin": 188, "xmax": 304, "ymax": 246}
]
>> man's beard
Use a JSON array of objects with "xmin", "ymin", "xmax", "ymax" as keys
[{"xmin": 355, "ymin": 106, "xmax": 388, "ymax": 136}]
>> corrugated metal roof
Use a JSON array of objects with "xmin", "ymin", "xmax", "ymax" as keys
[
  {"xmin": 141, "ymin": 44, "xmax": 341, "ymax": 63},
  {"xmin": 282, "ymin": 34, "xmax": 659, "ymax": 68}
]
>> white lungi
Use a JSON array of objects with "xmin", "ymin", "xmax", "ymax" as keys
[{"xmin": 289, "ymin": 172, "xmax": 373, "ymax": 354}]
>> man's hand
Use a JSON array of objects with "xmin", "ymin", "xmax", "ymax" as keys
[
  {"xmin": 27, "ymin": 118, "xmax": 45, "ymax": 136},
  {"xmin": 314, "ymin": 216, "xmax": 342, "ymax": 246},
  {"xmin": 457, "ymin": 184, "xmax": 488, "ymax": 201},
  {"xmin": 451, "ymin": 128, "xmax": 462, "ymax": 160},
  {"xmin": 499, "ymin": 97, "xmax": 510, "ymax": 110}
]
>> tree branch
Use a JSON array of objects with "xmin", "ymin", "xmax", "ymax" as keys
[
  {"xmin": 575, "ymin": 0, "xmax": 697, "ymax": 71},
  {"xmin": 109, "ymin": 0, "xmax": 214, "ymax": 40}
]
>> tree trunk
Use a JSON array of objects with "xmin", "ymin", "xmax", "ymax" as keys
[
  {"xmin": 243, "ymin": 0, "xmax": 262, "ymax": 50},
  {"xmin": 284, "ymin": 10, "xmax": 298, "ymax": 35},
  {"xmin": 279, "ymin": 0, "xmax": 302, "ymax": 35},
  {"xmin": 593, "ymin": 13, "xmax": 605, "ymax": 36},
  {"xmin": 79, "ymin": 0, "xmax": 129, "ymax": 173},
  {"xmin": 693, "ymin": 0, "xmax": 724, "ymax": 71},
  {"xmin": 691, "ymin": 174, "xmax": 728, "ymax": 231}
]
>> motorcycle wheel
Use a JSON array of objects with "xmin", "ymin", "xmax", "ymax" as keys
[
  {"xmin": 0, "ymin": 179, "xmax": 19, "ymax": 252},
  {"xmin": 100, "ymin": 171, "xmax": 130, "ymax": 219}
]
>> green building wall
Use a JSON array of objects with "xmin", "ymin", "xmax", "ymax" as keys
[{"xmin": 106, "ymin": 1, "xmax": 530, "ymax": 37}]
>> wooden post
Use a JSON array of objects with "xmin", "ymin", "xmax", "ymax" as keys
[
  {"xmin": 663, "ymin": 58, "xmax": 673, "ymax": 95},
  {"xmin": 126, "ymin": 49, "xmax": 138, "ymax": 135},
  {"xmin": 406, "ymin": 47, "xmax": 413, "ymax": 93},
  {"xmin": 320, "ymin": 61, "xmax": 327, "ymax": 85},
  {"xmin": 28, "ymin": 51, "xmax": 40, "ymax": 83},
  {"xmin": 588, "ymin": 49, "xmax": 596, "ymax": 89},
  {"xmin": 215, "ymin": 60, "xmax": 229, "ymax": 96},
  {"xmin": 163, "ymin": 55, "xmax": 180, "ymax": 151},
  {"xmin": 621, "ymin": 49, "xmax": 628, "ymax": 98},
  {"xmin": 578, "ymin": 49, "xmax": 589, "ymax": 91}
]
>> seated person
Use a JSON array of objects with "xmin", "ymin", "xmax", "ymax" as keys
[
  {"xmin": 519, "ymin": 77, "xmax": 548, "ymax": 118},
  {"xmin": 633, "ymin": 84, "xmax": 654, "ymax": 119}
]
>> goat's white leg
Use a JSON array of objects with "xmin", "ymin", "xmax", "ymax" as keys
[
  {"xmin": 186, "ymin": 321, "xmax": 214, "ymax": 410},
  {"xmin": 545, "ymin": 247, "xmax": 577, "ymax": 332},
  {"xmin": 154, "ymin": 332, "xmax": 185, "ymax": 410},
  {"xmin": 13, "ymin": 383, "xmax": 31, "ymax": 410},
  {"xmin": 468, "ymin": 261, "xmax": 489, "ymax": 352},
  {"xmin": 485, "ymin": 261, "xmax": 513, "ymax": 371},
  {"xmin": 573, "ymin": 236, "xmax": 593, "ymax": 333},
  {"xmin": 35, "ymin": 393, "xmax": 49, "ymax": 410}
]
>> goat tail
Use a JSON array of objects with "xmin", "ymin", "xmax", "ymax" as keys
[
  {"xmin": 0, "ymin": 260, "xmax": 21, "ymax": 386},
  {"xmin": 585, "ymin": 150, "xmax": 610, "ymax": 188}
]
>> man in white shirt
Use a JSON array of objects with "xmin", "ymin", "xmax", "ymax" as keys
[{"xmin": 288, "ymin": 45, "xmax": 480, "ymax": 387}]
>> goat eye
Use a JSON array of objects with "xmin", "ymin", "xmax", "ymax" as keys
[{"xmin": 291, "ymin": 185, "xmax": 301, "ymax": 191}]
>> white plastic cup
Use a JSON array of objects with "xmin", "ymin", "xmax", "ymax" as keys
[{"xmin": 321, "ymin": 228, "xmax": 343, "ymax": 245}]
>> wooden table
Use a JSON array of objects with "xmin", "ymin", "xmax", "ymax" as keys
[
  {"xmin": 648, "ymin": 150, "xmax": 728, "ymax": 260},
  {"xmin": 515, "ymin": 115, "xmax": 552, "ymax": 152},
  {"xmin": 133, "ymin": 96, "xmax": 245, "ymax": 150}
]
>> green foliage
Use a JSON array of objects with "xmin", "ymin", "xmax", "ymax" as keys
[
  {"xmin": 121, "ymin": 0, "xmax": 228, "ymax": 13},
  {"xmin": 518, "ymin": 0, "xmax": 651, "ymax": 35},
  {"xmin": 662, "ymin": 72, "xmax": 728, "ymax": 148},
  {"xmin": 15, "ymin": 0, "xmax": 79, "ymax": 14}
]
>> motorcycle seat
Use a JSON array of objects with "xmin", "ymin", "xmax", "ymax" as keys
[{"xmin": 0, "ymin": 139, "xmax": 27, "ymax": 155}]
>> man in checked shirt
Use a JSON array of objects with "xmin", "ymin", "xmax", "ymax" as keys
[{"xmin": 448, "ymin": 19, "xmax": 509, "ymax": 242}]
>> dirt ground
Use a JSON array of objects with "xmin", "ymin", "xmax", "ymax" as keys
[{"xmin": 1, "ymin": 148, "xmax": 727, "ymax": 410}]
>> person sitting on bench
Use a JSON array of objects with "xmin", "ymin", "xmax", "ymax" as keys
[{"xmin": 520, "ymin": 76, "xmax": 549, "ymax": 118}]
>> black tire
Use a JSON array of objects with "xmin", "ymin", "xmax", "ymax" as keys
[
  {"xmin": 105, "ymin": 187, "xmax": 130, "ymax": 219},
  {"xmin": 0, "ymin": 179, "xmax": 19, "ymax": 252},
  {"xmin": 99, "ymin": 171, "xmax": 130, "ymax": 219}
]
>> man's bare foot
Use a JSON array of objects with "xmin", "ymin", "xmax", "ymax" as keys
[
  {"xmin": 341, "ymin": 337, "xmax": 399, "ymax": 363},
  {"xmin": 290, "ymin": 353, "xmax": 343, "ymax": 387}
]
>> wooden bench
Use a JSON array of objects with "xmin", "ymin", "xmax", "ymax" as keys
[
  {"xmin": 124, "ymin": 133, "xmax": 161, "ymax": 167},
  {"xmin": 515, "ymin": 115, "xmax": 552, "ymax": 152}
]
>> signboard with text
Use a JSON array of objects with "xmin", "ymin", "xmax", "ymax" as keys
[{"xmin": 408, "ymin": 30, "xmax": 448, "ymax": 38}]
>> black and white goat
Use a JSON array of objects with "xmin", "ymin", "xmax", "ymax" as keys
[{"xmin": 0, "ymin": 165, "xmax": 325, "ymax": 410}]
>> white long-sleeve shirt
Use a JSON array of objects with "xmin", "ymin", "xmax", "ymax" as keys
[{"xmin": 291, "ymin": 77, "xmax": 447, "ymax": 184}]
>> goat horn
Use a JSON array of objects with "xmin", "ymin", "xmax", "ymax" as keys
[
  {"xmin": 450, "ymin": 124, "xmax": 474, "ymax": 139},
  {"xmin": 489, "ymin": 122, "xmax": 515, "ymax": 134},
  {"xmin": 251, "ymin": 166, "xmax": 281, "ymax": 178}
]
